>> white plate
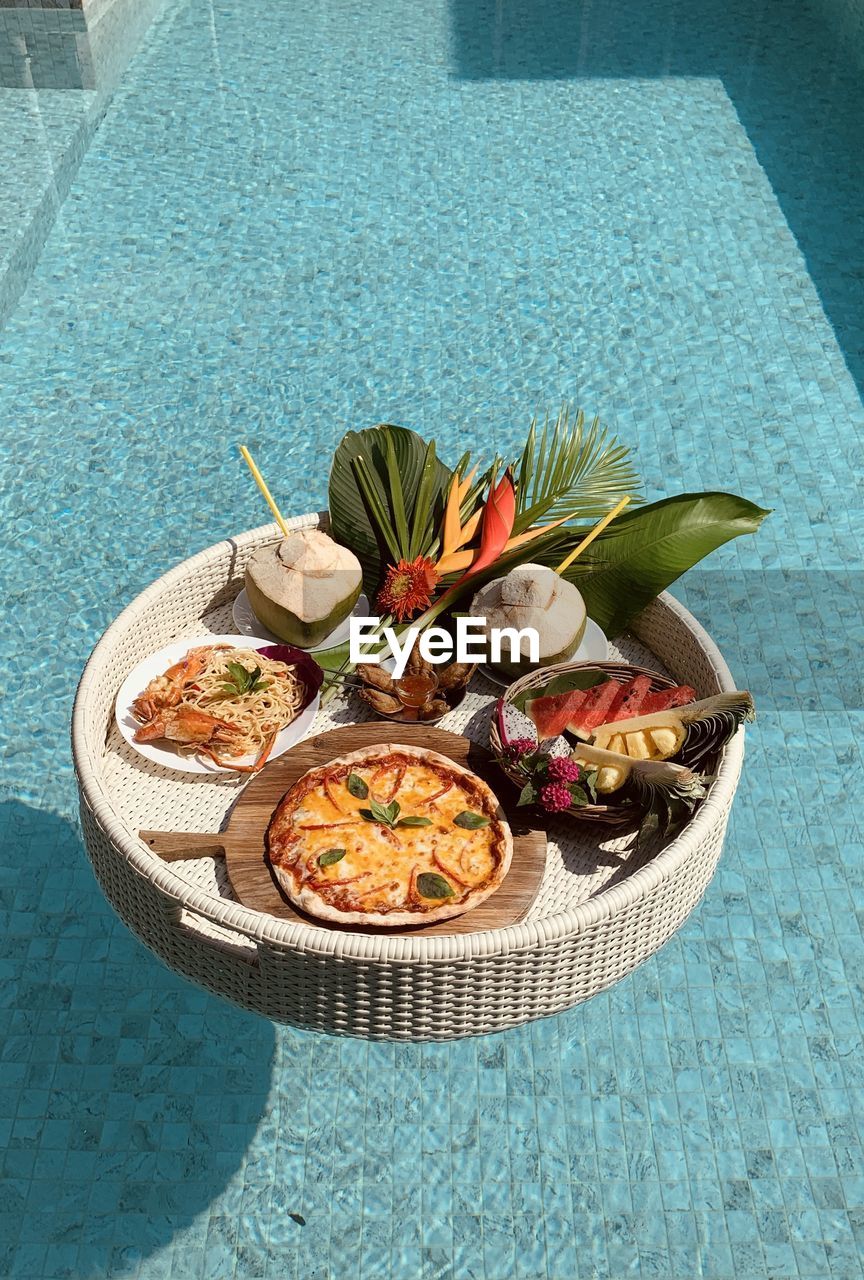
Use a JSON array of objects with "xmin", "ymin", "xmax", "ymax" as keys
[
  {"xmin": 115, "ymin": 634, "xmax": 320, "ymax": 774},
  {"xmin": 232, "ymin": 587, "xmax": 370, "ymax": 652},
  {"xmin": 478, "ymin": 617, "xmax": 610, "ymax": 688}
]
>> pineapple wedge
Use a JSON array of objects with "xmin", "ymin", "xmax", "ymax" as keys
[
  {"xmin": 597, "ymin": 765, "xmax": 627, "ymax": 793},
  {"xmin": 649, "ymin": 725, "xmax": 684, "ymax": 758},
  {"xmin": 594, "ymin": 709, "xmax": 684, "ymax": 752},
  {"xmin": 623, "ymin": 730, "xmax": 654, "ymax": 760},
  {"xmin": 593, "ymin": 719, "xmax": 687, "ymax": 762},
  {"xmin": 593, "ymin": 693, "xmax": 754, "ymax": 746},
  {"xmin": 570, "ymin": 742, "xmax": 633, "ymax": 792},
  {"xmin": 570, "ymin": 743, "xmax": 700, "ymax": 796}
]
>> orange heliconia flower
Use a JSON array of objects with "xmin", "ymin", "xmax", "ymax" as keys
[
  {"xmin": 450, "ymin": 467, "xmax": 517, "ymax": 588},
  {"xmin": 435, "ymin": 467, "xmax": 572, "ymax": 580}
]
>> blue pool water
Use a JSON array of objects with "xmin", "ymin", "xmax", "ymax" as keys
[{"xmin": 2, "ymin": 0, "xmax": 864, "ymax": 1276}]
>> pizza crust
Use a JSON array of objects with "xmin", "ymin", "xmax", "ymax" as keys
[{"xmin": 267, "ymin": 743, "xmax": 513, "ymax": 927}]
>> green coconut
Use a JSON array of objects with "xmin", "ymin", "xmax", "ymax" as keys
[
  {"xmin": 468, "ymin": 563, "xmax": 587, "ymax": 678},
  {"xmin": 245, "ymin": 529, "xmax": 362, "ymax": 648}
]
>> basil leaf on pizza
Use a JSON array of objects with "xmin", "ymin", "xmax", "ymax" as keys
[
  {"xmin": 454, "ymin": 811, "xmax": 490, "ymax": 830},
  {"xmin": 416, "ymin": 873, "xmax": 454, "ymax": 899},
  {"xmin": 266, "ymin": 745, "xmax": 513, "ymax": 927},
  {"xmin": 318, "ymin": 847, "xmax": 347, "ymax": 867},
  {"xmin": 360, "ymin": 799, "xmax": 401, "ymax": 828}
]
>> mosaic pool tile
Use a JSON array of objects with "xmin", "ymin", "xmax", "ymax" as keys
[
  {"xmin": 1, "ymin": 0, "xmax": 864, "ymax": 1276},
  {"xmin": 0, "ymin": 0, "xmax": 174, "ymax": 326}
]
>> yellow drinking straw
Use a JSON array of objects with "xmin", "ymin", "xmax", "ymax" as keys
[
  {"xmin": 238, "ymin": 445, "xmax": 291, "ymax": 538},
  {"xmin": 556, "ymin": 495, "xmax": 632, "ymax": 574}
]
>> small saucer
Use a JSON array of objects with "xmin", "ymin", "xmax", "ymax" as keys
[
  {"xmin": 363, "ymin": 683, "xmax": 469, "ymax": 725},
  {"xmin": 357, "ymin": 659, "xmax": 475, "ymax": 724}
]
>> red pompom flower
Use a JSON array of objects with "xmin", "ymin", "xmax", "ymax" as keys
[
  {"xmin": 540, "ymin": 781, "xmax": 573, "ymax": 813},
  {"xmin": 548, "ymin": 756, "xmax": 582, "ymax": 783},
  {"xmin": 376, "ymin": 556, "xmax": 439, "ymax": 622}
]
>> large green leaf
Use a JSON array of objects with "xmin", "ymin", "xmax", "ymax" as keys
[
  {"xmin": 328, "ymin": 424, "xmax": 452, "ymax": 597},
  {"xmin": 314, "ymin": 638, "xmax": 353, "ymax": 673},
  {"xmin": 547, "ymin": 492, "xmax": 770, "ymax": 637}
]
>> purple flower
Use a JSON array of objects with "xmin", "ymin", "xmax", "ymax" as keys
[
  {"xmin": 539, "ymin": 782, "xmax": 573, "ymax": 813},
  {"xmin": 548, "ymin": 756, "xmax": 582, "ymax": 783}
]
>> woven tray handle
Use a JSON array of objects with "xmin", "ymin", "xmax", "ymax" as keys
[
  {"xmin": 140, "ymin": 830, "xmax": 227, "ymax": 861},
  {"xmin": 158, "ymin": 898, "xmax": 261, "ymax": 967},
  {"xmin": 138, "ymin": 829, "xmax": 263, "ymax": 967}
]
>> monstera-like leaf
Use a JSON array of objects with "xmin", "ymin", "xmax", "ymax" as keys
[
  {"xmin": 328, "ymin": 424, "xmax": 453, "ymax": 598},
  {"xmin": 548, "ymin": 492, "xmax": 770, "ymax": 637}
]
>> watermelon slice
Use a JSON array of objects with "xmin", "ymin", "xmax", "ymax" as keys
[
  {"xmin": 566, "ymin": 679, "xmax": 620, "ymax": 738},
  {"xmin": 605, "ymin": 674, "xmax": 653, "ymax": 722},
  {"xmin": 638, "ymin": 684, "xmax": 697, "ymax": 715},
  {"xmin": 598, "ymin": 679, "xmax": 630, "ymax": 724},
  {"xmin": 526, "ymin": 688, "xmax": 589, "ymax": 739}
]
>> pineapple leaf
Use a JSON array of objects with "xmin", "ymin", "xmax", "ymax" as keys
[
  {"xmin": 678, "ymin": 702, "xmax": 753, "ymax": 771},
  {"xmin": 677, "ymin": 692, "xmax": 756, "ymax": 726},
  {"xmin": 629, "ymin": 762, "xmax": 708, "ymax": 849}
]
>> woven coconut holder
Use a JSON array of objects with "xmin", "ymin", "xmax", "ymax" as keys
[
  {"xmin": 489, "ymin": 661, "xmax": 682, "ymax": 829},
  {"xmin": 72, "ymin": 514, "xmax": 745, "ymax": 1040}
]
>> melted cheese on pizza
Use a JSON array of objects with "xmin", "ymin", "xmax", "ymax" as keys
[{"xmin": 268, "ymin": 754, "xmax": 506, "ymax": 917}]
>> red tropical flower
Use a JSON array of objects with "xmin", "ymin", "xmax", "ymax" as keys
[{"xmin": 376, "ymin": 556, "xmax": 440, "ymax": 622}]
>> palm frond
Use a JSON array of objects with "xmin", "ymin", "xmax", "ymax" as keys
[
  {"xmin": 512, "ymin": 403, "xmax": 641, "ymax": 533},
  {"xmin": 352, "ymin": 455, "xmax": 401, "ymax": 562},
  {"xmin": 408, "ymin": 439, "xmax": 440, "ymax": 559},
  {"xmin": 384, "ymin": 432, "xmax": 410, "ymax": 557}
]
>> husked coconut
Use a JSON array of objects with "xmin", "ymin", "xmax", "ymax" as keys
[
  {"xmin": 245, "ymin": 528, "xmax": 362, "ymax": 648},
  {"xmin": 469, "ymin": 563, "xmax": 587, "ymax": 676},
  {"xmin": 498, "ymin": 565, "xmax": 558, "ymax": 611}
]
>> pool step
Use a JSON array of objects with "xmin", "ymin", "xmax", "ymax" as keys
[{"xmin": 0, "ymin": 0, "xmax": 173, "ymax": 329}]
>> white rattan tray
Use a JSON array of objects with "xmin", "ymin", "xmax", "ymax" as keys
[{"xmin": 72, "ymin": 514, "xmax": 744, "ymax": 1039}]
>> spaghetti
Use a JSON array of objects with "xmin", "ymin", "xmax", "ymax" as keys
[
  {"xmin": 188, "ymin": 647, "xmax": 305, "ymax": 756},
  {"xmin": 131, "ymin": 644, "xmax": 308, "ymax": 770}
]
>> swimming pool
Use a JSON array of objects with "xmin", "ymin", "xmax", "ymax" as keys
[{"xmin": 2, "ymin": 0, "xmax": 863, "ymax": 1275}]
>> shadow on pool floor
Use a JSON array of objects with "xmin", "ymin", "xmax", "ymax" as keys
[
  {"xmin": 0, "ymin": 799, "xmax": 275, "ymax": 1279},
  {"xmin": 450, "ymin": 0, "xmax": 864, "ymax": 404}
]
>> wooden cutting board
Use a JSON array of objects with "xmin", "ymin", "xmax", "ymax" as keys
[{"xmin": 141, "ymin": 723, "xmax": 547, "ymax": 936}]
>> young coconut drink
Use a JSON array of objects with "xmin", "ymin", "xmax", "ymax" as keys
[
  {"xmin": 245, "ymin": 528, "xmax": 362, "ymax": 649},
  {"xmin": 468, "ymin": 563, "xmax": 587, "ymax": 678}
]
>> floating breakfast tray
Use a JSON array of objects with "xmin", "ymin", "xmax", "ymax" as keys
[
  {"xmin": 74, "ymin": 515, "xmax": 745, "ymax": 1039},
  {"xmin": 140, "ymin": 723, "xmax": 547, "ymax": 936}
]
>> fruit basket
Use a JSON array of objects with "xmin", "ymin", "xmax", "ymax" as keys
[
  {"xmin": 490, "ymin": 661, "xmax": 683, "ymax": 829},
  {"xmin": 72, "ymin": 515, "xmax": 745, "ymax": 1040}
]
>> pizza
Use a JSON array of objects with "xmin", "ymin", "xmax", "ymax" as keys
[{"xmin": 266, "ymin": 743, "xmax": 513, "ymax": 926}]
